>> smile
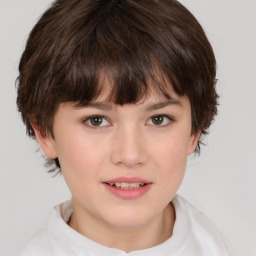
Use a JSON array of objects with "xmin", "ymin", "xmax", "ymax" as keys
[
  {"xmin": 102, "ymin": 177, "xmax": 152, "ymax": 199},
  {"xmin": 108, "ymin": 182, "xmax": 146, "ymax": 189}
]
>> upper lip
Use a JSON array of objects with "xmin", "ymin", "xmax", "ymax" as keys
[{"xmin": 103, "ymin": 177, "xmax": 152, "ymax": 184}]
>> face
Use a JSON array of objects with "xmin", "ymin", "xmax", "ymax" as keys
[{"xmin": 35, "ymin": 89, "xmax": 199, "ymax": 233}]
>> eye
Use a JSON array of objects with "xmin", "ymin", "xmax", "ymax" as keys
[
  {"xmin": 84, "ymin": 115, "xmax": 110, "ymax": 127},
  {"xmin": 146, "ymin": 115, "xmax": 173, "ymax": 126}
]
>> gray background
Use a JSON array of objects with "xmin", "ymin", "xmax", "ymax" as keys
[{"xmin": 0, "ymin": 0, "xmax": 255, "ymax": 255}]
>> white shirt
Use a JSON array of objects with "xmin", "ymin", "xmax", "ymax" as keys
[{"xmin": 17, "ymin": 195, "xmax": 230, "ymax": 256}]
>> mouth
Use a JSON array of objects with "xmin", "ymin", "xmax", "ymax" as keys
[
  {"xmin": 104, "ymin": 182, "xmax": 147, "ymax": 189},
  {"xmin": 102, "ymin": 177, "xmax": 152, "ymax": 199}
]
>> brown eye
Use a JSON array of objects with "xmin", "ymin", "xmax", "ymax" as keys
[
  {"xmin": 90, "ymin": 116, "xmax": 103, "ymax": 126},
  {"xmin": 146, "ymin": 115, "xmax": 173, "ymax": 126},
  {"xmin": 84, "ymin": 116, "xmax": 110, "ymax": 127},
  {"xmin": 151, "ymin": 116, "xmax": 164, "ymax": 125}
]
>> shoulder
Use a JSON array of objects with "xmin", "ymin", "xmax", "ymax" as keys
[
  {"xmin": 172, "ymin": 195, "xmax": 230, "ymax": 256},
  {"xmin": 16, "ymin": 228, "xmax": 54, "ymax": 256},
  {"xmin": 16, "ymin": 200, "xmax": 73, "ymax": 256}
]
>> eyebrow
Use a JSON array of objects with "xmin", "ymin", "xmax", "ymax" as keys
[
  {"xmin": 74, "ymin": 102, "xmax": 114, "ymax": 110},
  {"xmin": 145, "ymin": 99, "xmax": 183, "ymax": 111},
  {"xmin": 74, "ymin": 98, "xmax": 182, "ymax": 111}
]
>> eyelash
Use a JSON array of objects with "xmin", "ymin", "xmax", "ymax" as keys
[
  {"xmin": 146, "ymin": 115, "xmax": 174, "ymax": 127},
  {"xmin": 83, "ymin": 115, "xmax": 111, "ymax": 129},
  {"xmin": 83, "ymin": 114, "xmax": 174, "ymax": 129}
]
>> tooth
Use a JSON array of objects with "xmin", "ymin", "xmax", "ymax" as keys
[
  {"xmin": 120, "ymin": 182, "xmax": 130, "ymax": 189},
  {"xmin": 112, "ymin": 182, "xmax": 146, "ymax": 189},
  {"xmin": 130, "ymin": 183, "xmax": 139, "ymax": 189},
  {"xmin": 115, "ymin": 182, "xmax": 121, "ymax": 188}
]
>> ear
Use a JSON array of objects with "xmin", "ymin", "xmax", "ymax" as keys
[
  {"xmin": 31, "ymin": 123, "xmax": 57, "ymax": 159},
  {"xmin": 188, "ymin": 132, "xmax": 201, "ymax": 155}
]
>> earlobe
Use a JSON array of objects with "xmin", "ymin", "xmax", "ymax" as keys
[
  {"xmin": 188, "ymin": 132, "xmax": 201, "ymax": 155},
  {"xmin": 31, "ymin": 123, "xmax": 57, "ymax": 159}
]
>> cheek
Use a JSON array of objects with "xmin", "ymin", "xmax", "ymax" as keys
[
  {"xmin": 56, "ymin": 137, "xmax": 104, "ymax": 200},
  {"xmin": 154, "ymin": 132, "xmax": 190, "ymax": 163},
  {"xmin": 55, "ymin": 134, "xmax": 106, "ymax": 179},
  {"xmin": 152, "ymin": 133, "xmax": 190, "ymax": 182}
]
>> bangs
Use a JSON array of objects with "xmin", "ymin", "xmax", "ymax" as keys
[{"xmin": 58, "ymin": 55, "xmax": 178, "ymax": 106}]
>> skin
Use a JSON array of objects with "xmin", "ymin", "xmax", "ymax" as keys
[{"xmin": 33, "ymin": 89, "xmax": 199, "ymax": 252}]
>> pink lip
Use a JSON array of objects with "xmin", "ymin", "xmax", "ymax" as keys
[
  {"xmin": 102, "ymin": 177, "xmax": 153, "ymax": 200},
  {"xmin": 104, "ymin": 177, "xmax": 152, "ymax": 184}
]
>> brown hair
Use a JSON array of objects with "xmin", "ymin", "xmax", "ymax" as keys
[{"xmin": 16, "ymin": 0, "xmax": 218, "ymax": 171}]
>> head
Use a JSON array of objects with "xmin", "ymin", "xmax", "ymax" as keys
[
  {"xmin": 17, "ymin": 0, "xmax": 217, "ymax": 173},
  {"xmin": 16, "ymin": 1, "xmax": 218, "ymax": 243}
]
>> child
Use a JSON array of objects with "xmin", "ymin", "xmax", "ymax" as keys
[{"xmin": 16, "ymin": 0, "xmax": 229, "ymax": 255}]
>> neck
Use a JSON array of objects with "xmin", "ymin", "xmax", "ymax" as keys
[{"xmin": 68, "ymin": 203, "xmax": 175, "ymax": 252}]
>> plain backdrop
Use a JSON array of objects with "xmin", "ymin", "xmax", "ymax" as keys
[{"xmin": 0, "ymin": 0, "xmax": 255, "ymax": 255}]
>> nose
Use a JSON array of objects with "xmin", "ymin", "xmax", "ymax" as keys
[{"xmin": 110, "ymin": 126, "xmax": 148, "ymax": 168}]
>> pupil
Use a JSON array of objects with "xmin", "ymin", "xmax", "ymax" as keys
[
  {"xmin": 153, "ymin": 116, "xmax": 163, "ymax": 125},
  {"xmin": 91, "ymin": 117, "xmax": 102, "ymax": 126}
]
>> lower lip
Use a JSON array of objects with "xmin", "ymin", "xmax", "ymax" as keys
[{"xmin": 102, "ymin": 183, "xmax": 152, "ymax": 200}]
